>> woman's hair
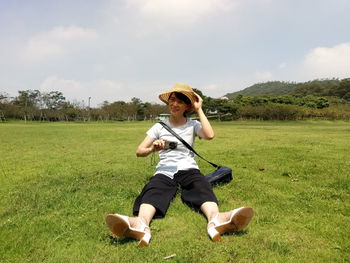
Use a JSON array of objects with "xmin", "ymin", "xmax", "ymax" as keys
[
  {"xmin": 170, "ymin": 92, "xmax": 192, "ymax": 117},
  {"xmin": 171, "ymin": 92, "xmax": 192, "ymax": 105}
]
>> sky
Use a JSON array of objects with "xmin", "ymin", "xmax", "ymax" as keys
[{"xmin": 1, "ymin": 0, "xmax": 350, "ymax": 107}]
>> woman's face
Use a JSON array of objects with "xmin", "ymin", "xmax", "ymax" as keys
[{"xmin": 168, "ymin": 93, "xmax": 190, "ymax": 117}]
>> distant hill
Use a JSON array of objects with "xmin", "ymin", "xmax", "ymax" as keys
[
  {"xmin": 225, "ymin": 81, "xmax": 298, "ymax": 98},
  {"xmin": 224, "ymin": 79, "xmax": 346, "ymax": 98}
]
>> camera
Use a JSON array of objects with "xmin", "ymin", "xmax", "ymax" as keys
[{"xmin": 164, "ymin": 141, "xmax": 177, "ymax": 150}]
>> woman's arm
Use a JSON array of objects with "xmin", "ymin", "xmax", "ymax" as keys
[
  {"xmin": 193, "ymin": 93, "xmax": 215, "ymax": 140},
  {"xmin": 136, "ymin": 135, "xmax": 166, "ymax": 157}
]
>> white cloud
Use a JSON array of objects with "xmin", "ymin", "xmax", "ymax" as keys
[
  {"xmin": 302, "ymin": 42, "xmax": 350, "ymax": 79},
  {"xmin": 23, "ymin": 26, "xmax": 98, "ymax": 61},
  {"xmin": 255, "ymin": 70, "xmax": 273, "ymax": 81},
  {"xmin": 203, "ymin": 84, "xmax": 219, "ymax": 90},
  {"xmin": 95, "ymin": 80, "xmax": 123, "ymax": 93},
  {"xmin": 124, "ymin": 0, "xmax": 236, "ymax": 24},
  {"xmin": 39, "ymin": 76, "xmax": 124, "ymax": 106},
  {"xmin": 279, "ymin": 62, "xmax": 287, "ymax": 69},
  {"xmin": 93, "ymin": 64, "xmax": 106, "ymax": 74},
  {"xmin": 40, "ymin": 76, "xmax": 83, "ymax": 91}
]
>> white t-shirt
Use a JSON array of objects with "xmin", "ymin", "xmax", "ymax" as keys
[{"xmin": 147, "ymin": 118, "xmax": 202, "ymax": 179}]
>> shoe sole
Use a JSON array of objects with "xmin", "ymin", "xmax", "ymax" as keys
[
  {"xmin": 138, "ymin": 239, "xmax": 149, "ymax": 248},
  {"xmin": 106, "ymin": 214, "xmax": 145, "ymax": 240},
  {"xmin": 211, "ymin": 232, "xmax": 221, "ymax": 242},
  {"xmin": 216, "ymin": 207, "xmax": 254, "ymax": 234}
]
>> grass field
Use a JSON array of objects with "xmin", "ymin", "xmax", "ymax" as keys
[{"xmin": 0, "ymin": 121, "xmax": 349, "ymax": 263}]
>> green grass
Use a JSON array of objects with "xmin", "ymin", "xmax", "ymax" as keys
[{"xmin": 0, "ymin": 121, "xmax": 349, "ymax": 263}]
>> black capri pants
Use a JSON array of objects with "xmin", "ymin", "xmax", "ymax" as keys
[{"xmin": 133, "ymin": 169, "xmax": 218, "ymax": 218}]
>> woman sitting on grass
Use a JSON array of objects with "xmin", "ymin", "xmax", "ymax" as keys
[{"xmin": 106, "ymin": 83, "xmax": 253, "ymax": 247}]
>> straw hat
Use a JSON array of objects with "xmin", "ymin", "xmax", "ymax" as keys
[{"xmin": 158, "ymin": 83, "xmax": 197, "ymax": 107}]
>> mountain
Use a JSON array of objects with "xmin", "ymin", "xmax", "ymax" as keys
[
  {"xmin": 225, "ymin": 81, "xmax": 298, "ymax": 98},
  {"xmin": 224, "ymin": 79, "xmax": 347, "ymax": 98}
]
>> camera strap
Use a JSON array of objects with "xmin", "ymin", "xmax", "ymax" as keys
[{"xmin": 159, "ymin": 121, "xmax": 218, "ymax": 168}]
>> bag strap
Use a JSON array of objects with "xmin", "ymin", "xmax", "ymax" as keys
[{"xmin": 159, "ymin": 121, "xmax": 218, "ymax": 168}]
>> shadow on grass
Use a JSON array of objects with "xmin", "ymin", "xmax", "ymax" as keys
[
  {"xmin": 222, "ymin": 228, "xmax": 249, "ymax": 237},
  {"xmin": 101, "ymin": 229, "xmax": 249, "ymax": 247},
  {"xmin": 100, "ymin": 233, "xmax": 138, "ymax": 246}
]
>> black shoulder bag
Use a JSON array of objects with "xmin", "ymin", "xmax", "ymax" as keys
[{"xmin": 159, "ymin": 121, "xmax": 232, "ymax": 187}]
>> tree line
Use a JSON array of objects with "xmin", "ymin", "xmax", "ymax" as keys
[
  {"xmin": 0, "ymin": 90, "xmax": 167, "ymax": 122},
  {"xmin": 1, "ymin": 78, "xmax": 349, "ymax": 121}
]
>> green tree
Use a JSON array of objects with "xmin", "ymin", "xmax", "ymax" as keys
[
  {"xmin": 333, "ymin": 78, "xmax": 350, "ymax": 100},
  {"xmin": 14, "ymin": 90, "xmax": 41, "ymax": 107},
  {"xmin": 13, "ymin": 90, "xmax": 41, "ymax": 121},
  {"xmin": 0, "ymin": 92, "xmax": 11, "ymax": 103},
  {"xmin": 42, "ymin": 91, "xmax": 66, "ymax": 110}
]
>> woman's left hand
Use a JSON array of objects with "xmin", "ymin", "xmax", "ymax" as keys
[{"xmin": 192, "ymin": 92, "xmax": 203, "ymax": 112}]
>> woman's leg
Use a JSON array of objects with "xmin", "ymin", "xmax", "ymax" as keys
[
  {"xmin": 200, "ymin": 201, "xmax": 219, "ymax": 222},
  {"xmin": 139, "ymin": 203, "xmax": 156, "ymax": 225},
  {"xmin": 133, "ymin": 174, "xmax": 177, "ymax": 219},
  {"xmin": 178, "ymin": 170, "xmax": 253, "ymax": 237},
  {"xmin": 200, "ymin": 201, "xmax": 233, "ymax": 225},
  {"xmin": 129, "ymin": 203, "xmax": 156, "ymax": 228}
]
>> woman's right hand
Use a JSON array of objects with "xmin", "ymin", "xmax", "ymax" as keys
[
  {"xmin": 136, "ymin": 136, "xmax": 165, "ymax": 157},
  {"xmin": 152, "ymin": 139, "xmax": 166, "ymax": 152}
]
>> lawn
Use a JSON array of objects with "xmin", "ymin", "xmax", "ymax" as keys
[{"xmin": 0, "ymin": 121, "xmax": 349, "ymax": 262}]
